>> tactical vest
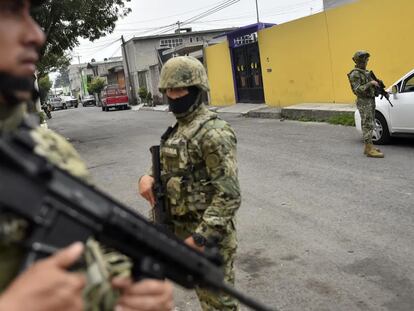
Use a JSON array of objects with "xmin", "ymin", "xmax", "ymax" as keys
[
  {"xmin": 347, "ymin": 68, "xmax": 375, "ymax": 98},
  {"xmin": 160, "ymin": 108, "xmax": 223, "ymax": 217}
]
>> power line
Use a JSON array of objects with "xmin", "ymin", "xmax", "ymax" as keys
[
  {"xmin": 116, "ymin": 0, "xmax": 235, "ymax": 26},
  {"xmin": 153, "ymin": 0, "xmax": 240, "ymax": 35}
]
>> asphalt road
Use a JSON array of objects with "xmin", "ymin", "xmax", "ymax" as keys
[{"xmin": 48, "ymin": 106, "xmax": 414, "ymax": 311}]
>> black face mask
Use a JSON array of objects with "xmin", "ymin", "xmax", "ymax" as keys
[
  {"xmin": 0, "ymin": 72, "xmax": 34, "ymax": 106},
  {"xmin": 168, "ymin": 87, "xmax": 200, "ymax": 115}
]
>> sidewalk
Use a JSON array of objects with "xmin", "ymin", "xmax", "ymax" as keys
[{"xmin": 131, "ymin": 102, "xmax": 356, "ymax": 121}]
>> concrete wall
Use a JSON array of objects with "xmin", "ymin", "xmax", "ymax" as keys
[
  {"xmin": 205, "ymin": 41, "xmax": 236, "ymax": 106},
  {"xmin": 122, "ymin": 30, "xmax": 232, "ymax": 104}
]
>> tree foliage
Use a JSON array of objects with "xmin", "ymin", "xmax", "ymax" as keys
[
  {"xmin": 88, "ymin": 77, "xmax": 106, "ymax": 95},
  {"xmin": 54, "ymin": 68, "xmax": 70, "ymax": 88},
  {"xmin": 32, "ymin": 0, "xmax": 131, "ymax": 76},
  {"xmin": 138, "ymin": 87, "xmax": 148, "ymax": 101},
  {"xmin": 38, "ymin": 75, "xmax": 53, "ymax": 104}
]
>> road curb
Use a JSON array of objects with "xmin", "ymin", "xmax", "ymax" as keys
[{"xmin": 281, "ymin": 108, "xmax": 355, "ymax": 121}]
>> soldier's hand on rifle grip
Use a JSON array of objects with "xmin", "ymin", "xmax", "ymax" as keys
[
  {"xmin": 0, "ymin": 243, "xmax": 86, "ymax": 311},
  {"xmin": 370, "ymin": 80, "xmax": 380, "ymax": 87},
  {"xmin": 112, "ymin": 277, "xmax": 174, "ymax": 311},
  {"xmin": 184, "ymin": 236, "xmax": 205, "ymax": 253},
  {"xmin": 138, "ymin": 175, "xmax": 156, "ymax": 207}
]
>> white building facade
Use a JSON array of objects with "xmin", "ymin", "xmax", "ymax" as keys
[{"xmin": 121, "ymin": 28, "xmax": 233, "ymax": 104}]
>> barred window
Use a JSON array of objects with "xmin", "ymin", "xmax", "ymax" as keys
[{"xmin": 160, "ymin": 38, "xmax": 183, "ymax": 48}]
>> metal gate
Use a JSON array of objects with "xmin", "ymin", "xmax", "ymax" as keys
[{"xmin": 232, "ymin": 42, "xmax": 264, "ymax": 103}]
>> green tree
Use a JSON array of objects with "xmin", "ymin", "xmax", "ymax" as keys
[
  {"xmin": 54, "ymin": 68, "xmax": 70, "ymax": 88},
  {"xmin": 32, "ymin": 0, "xmax": 131, "ymax": 76},
  {"xmin": 138, "ymin": 87, "xmax": 148, "ymax": 104},
  {"xmin": 38, "ymin": 75, "xmax": 53, "ymax": 104},
  {"xmin": 88, "ymin": 77, "xmax": 106, "ymax": 104}
]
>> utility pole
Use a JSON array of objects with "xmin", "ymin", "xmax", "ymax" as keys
[
  {"xmin": 255, "ymin": 0, "xmax": 260, "ymax": 23},
  {"xmin": 121, "ymin": 35, "xmax": 137, "ymax": 105},
  {"xmin": 176, "ymin": 21, "xmax": 182, "ymax": 33},
  {"xmin": 74, "ymin": 54, "xmax": 85, "ymax": 100}
]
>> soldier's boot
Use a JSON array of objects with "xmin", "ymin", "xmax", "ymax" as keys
[
  {"xmin": 363, "ymin": 144, "xmax": 381, "ymax": 154},
  {"xmin": 364, "ymin": 144, "xmax": 384, "ymax": 158}
]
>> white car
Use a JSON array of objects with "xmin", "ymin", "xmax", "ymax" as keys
[
  {"xmin": 61, "ymin": 95, "xmax": 78, "ymax": 108},
  {"xmin": 355, "ymin": 68, "xmax": 414, "ymax": 144}
]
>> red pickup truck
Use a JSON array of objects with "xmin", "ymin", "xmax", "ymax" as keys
[{"xmin": 101, "ymin": 84, "xmax": 129, "ymax": 111}]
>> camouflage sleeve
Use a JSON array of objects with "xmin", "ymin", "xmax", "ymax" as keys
[
  {"xmin": 83, "ymin": 240, "xmax": 132, "ymax": 311},
  {"xmin": 349, "ymin": 71, "xmax": 374, "ymax": 97},
  {"xmin": 195, "ymin": 124, "xmax": 241, "ymax": 240},
  {"xmin": 30, "ymin": 127, "xmax": 132, "ymax": 310},
  {"xmin": 31, "ymin": 127, "xmax": 92, "ymax": 183}
]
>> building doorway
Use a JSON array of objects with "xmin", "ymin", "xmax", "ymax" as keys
[
  {"xmin": 232, "ymin": 41, "xmax": 264, "ymax": 103},
  {"xmin": 225, "ymin": 23, "xmax": 274, "ymax": 103}
]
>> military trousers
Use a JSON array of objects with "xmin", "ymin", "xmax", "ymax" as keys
[
  {"xmin": 356, "ymin": 98, "xmax": 375, "ymax": 144},
  {"xmin": 173, "ymin": 220, "xmax": 239, "ymax": 311}
]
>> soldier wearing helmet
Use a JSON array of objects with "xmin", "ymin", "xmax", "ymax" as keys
[
  {"xmin": 347, "ymin": 50, "xmax": 384, "ymax": 158},
  {"xmin": 139, "ymin": 56, "xmax": 241, "ymax": 311},
  {"xmin": 0, "ymin": 1, "xmax": 173, "ymax": 310}
]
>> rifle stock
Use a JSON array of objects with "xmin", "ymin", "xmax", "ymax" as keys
[{"xmin": 0, "ymin": 129, "xmax": 276, "ymax": 311}]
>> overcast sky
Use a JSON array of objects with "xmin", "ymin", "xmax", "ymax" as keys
[{"xmin": 70, "ymin": 0, "xmax": 323, "ymax": 64}]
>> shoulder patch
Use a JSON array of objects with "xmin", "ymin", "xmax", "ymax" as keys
[{"xmin": 205, "ymin": 154, "xmax": 220, "ymax": 168}]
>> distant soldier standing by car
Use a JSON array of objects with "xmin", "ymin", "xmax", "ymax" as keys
[{"xmin": 348, "ymin": 51, "xmax": 385, "ymax": 158}]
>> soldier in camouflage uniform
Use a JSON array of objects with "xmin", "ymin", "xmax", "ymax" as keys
[
  {"xmin": 139, "ymin": 56, "xmax": 241, "ymax": 311},
  {"xmin": 347, "ymin": 51, "xmax": 384, "ymax": 158},
  {"xmin": 0, "ymin": 1, "xmax": 173, "ymax": 310}
]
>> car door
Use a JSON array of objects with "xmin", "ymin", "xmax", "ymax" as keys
[{"xmin": 390, "ymin": 73, "xmax": 414, "ymax": 132}]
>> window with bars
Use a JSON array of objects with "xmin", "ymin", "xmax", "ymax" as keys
[
  {"xmin": 138, "ymin": 71, "xmax": 147, "ymax": 89},
  {"xmin": 160, "ymin": 38, "xmax": 183, "ymax": 48},
  {"xmin": 234, "ymin": 33, "xmax": 257, "ymax": 47}
]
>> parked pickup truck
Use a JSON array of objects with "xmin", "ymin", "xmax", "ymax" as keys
[{"xmin": 101, "ymin": 85, "xmax": 129, "ymax": 111}]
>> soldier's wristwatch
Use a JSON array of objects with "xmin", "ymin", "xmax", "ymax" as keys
[{"xmin": 192, "ymin": 233, "xmax": 207, "ymax": 247}]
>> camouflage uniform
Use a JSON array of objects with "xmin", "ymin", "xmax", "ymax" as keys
[
  {"xmin": 347, "ymin": 55, "xmax": 376, "ymax": 143},
  {"xmin": 0, "ymin": 104, "xmax": 132, "ymax": 310},
  {"xmin": 156, "ymin": 57, "xmax": 241, "ymax": 311},
  {"xmin": 347, "ymin": 51, "xmax": 384, "ymax": 157}
]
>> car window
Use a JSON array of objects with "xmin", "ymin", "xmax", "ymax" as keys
[{"xmin": 402, "ymin": 74, "xmax": 414, "ymax": 93}]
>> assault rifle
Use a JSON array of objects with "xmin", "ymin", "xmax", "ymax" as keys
[
  {"xmin": 369, "ymin": 71, "xmax": 393, "ymax": 107},
  {"xmin": 150, "ymin": 145, "xmax": 172, "ymax": 231},
  {"xmin": 0, "ymin": 128, "xmax": 275, "ymax": 311}
]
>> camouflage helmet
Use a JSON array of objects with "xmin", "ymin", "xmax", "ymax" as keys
[
  {"xmin": 352, "ymin": 50, "xmax": 370, "ymax": 64},
  {"xmin": 159, "ymin": 56, "xmax": 210, "ymax": 93}
]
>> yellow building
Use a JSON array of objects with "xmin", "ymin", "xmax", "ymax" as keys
[{"xmin": 205, "ymin": 0, "xmax": 414, "ymax": 107}]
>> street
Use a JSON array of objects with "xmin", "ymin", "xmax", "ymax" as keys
[{"xmin": 49, "ymin": 106, "xmax": 414, "ymax": 311}]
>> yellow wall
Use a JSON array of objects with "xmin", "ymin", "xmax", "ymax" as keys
[
  {"xmin": 326, "ymin": 0, "xmax": 414, "ymax": 102},
  {"xmin": 260, "ymin": 0, "xmax": 414, "ymax": 106},
  {"xmin": 259, "ymin": 14, "xmax": 334, "ymax": 106},
  {"xmin": 205, "ymin": 42, "xmax": 236, "ymax": 106}
]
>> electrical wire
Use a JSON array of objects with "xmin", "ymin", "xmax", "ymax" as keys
[
  {"xmin": 116, "ymin": 0, "xmax": 236, "ymax": 26},
  {"xmin": 152, "ymin": 0, "xmax": 240, "ymax": 35}
]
